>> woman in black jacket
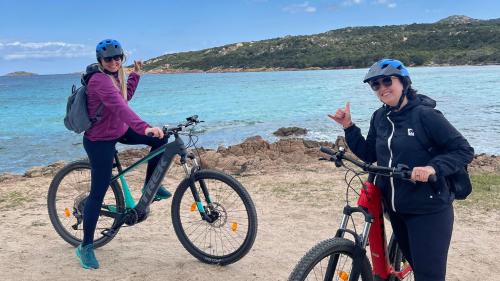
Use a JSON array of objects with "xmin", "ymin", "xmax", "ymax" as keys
[{"xmin": 329, "ymin": 59, "xmax": 474, "ymax": 281}]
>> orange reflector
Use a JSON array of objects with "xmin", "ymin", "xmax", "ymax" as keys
[
  {"xmin": 231, "ymin": 222, "xmax": 238, "ymax": 232},
  {"xmin": 64, "ymin": 208, "xmax": 71, "ymax": 218},
  {"xmin": 339, "ymin": 271, "xmax": 348, "ymax": 281},
  {"xmin": 191, "ymin": 203, "xmax": 197, "ymax": 212}
]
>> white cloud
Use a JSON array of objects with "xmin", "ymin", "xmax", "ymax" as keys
[
  {"xmin": 283, "ymin": 2, "xmax": 317, "ymax": 14},
  {"xmin": 0, "ymin": 41, "xmax": 94, "ymax": 60},
  {"xmin": 342, "ymin": 0, "xmax": 363, "ymax": 6},
  {"xmin": 373, "ymin": 0, "xmax": 397, "ymax": 8}
]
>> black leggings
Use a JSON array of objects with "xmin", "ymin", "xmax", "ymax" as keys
[
  {"xmin": 388, "ymin": 205, "xmax": 454, "ymax": 281},
  {"xmin": 82, "ymin": 128, "xmax": 167, "ymax": 246}
]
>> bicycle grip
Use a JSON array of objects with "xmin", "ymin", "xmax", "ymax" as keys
[
  {"xmin": 428, "ymin": 174, "xmax": 437, "ymax": 183},
  {"xmin": 320, "ymin": 146, "xmax": 336, "ymax": 156}
]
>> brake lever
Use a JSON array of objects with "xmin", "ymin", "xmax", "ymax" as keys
[{"xmin": 393, "ymin": 164, "xmax": 416, "ymax": 184}]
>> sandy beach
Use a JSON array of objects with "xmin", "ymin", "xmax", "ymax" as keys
[{"xmin": 0, "ymin": 137, "xmax": 499, "ymax": 281}]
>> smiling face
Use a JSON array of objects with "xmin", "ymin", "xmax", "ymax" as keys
[
  {"xmin": 371, "ymin": 76, "xmax": 404, "ymax": 107},
  {"xmin": 100, "ymin": 55, "xmax": 123, "ymax": 73}
]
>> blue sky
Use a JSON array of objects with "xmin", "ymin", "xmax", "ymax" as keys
[{"xmin": 1, "ymin": 0, "xmax": 498, "ymax": 75}]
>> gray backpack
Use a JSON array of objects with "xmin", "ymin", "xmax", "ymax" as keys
[{"xmin": 64, "ymin": 64, "xmax": 104, "ymax": 134}]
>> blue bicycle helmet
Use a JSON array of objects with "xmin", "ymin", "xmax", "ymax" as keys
[
  {"xmin": 363, "ymin": 59, "xmax": 411, "ymax": 83},
  {"xmin": 96, "ymin": 39, "xmax": 124, "ymax": 61}
]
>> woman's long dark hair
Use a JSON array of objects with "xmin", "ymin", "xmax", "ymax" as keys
[{"xmin": 400, "ymin": 77, "xmax": 417, "ymax": 99}]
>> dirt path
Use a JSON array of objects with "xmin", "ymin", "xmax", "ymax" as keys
[{"xmin": 0, "ymin": 162, "xmax": 498, "ymax": 281}]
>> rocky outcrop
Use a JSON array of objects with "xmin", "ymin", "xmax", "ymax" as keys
[
  {"xmin": 469, "ymin": 154, "xmax": 500, "ymax": 173},
  {"xmin": 273, "ymin": 127, "xmax": 308, "ymax": 137},
  {"xmin": 437, "ymin": 15, "xmax": 478, "ymax": 25},
  {"xmin": 3, "ymin": 136, "xmax": 499, "ymax": 180},
  {"xmin": 23, "ymin": 161, "xmax": 67, "ymax": 178},
  {"xmin": 197, "ymin": 136, "xmax": 340, "ymax": 175}
]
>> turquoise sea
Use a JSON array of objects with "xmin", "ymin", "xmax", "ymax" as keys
[{"xmin": 1, "ymin": 66, "xmax": 499, "ymax": 174}]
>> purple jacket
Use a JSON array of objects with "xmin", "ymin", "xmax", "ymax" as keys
[{"xmin": 84, "ymin": 71, "xmax": 150, "ymax": 141}]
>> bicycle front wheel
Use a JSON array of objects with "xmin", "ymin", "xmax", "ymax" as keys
[
  {"xmin": 289, "ymin": 238, "xmax": 373, "ymax": 281},
  {"xmin": 47, "ymin": 160, "xmax": 125, "ymax": 248},
  {"xmin": 171, "ymin": 169, "xmax": 258, "ymax": 265},
  {"xmin": 388, "ymin": 234, "xmax": 414, "ymax": 281}
]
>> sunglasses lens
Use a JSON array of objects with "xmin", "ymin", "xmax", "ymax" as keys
[
  {"xmin": 370, "ymin": 77, "xmax": 394, "ymax": 91},
  {"xmin": 382, "ymin": 77, "xmax": 393, "ymax": 87},
  {"xmin": 103, "ymin": 55, "xmax": 122, "ymax": 63},
  {"xmin": 370, "ymin": 81, "xmax": 380, "ymax": 91}
]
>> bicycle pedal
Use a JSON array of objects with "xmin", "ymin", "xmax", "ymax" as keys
[{"xmin": 101, "ymin": 228, "xmax": 117, "ymax": 237}]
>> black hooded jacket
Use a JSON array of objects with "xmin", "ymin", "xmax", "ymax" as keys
[{"xmin": 344, "ymin": 94, "xmax": 474, "ymax": 214}]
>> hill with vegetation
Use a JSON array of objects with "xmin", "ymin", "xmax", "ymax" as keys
[
  {"xmin": 3, "ymin": 71, "xmax": 38, "ymax": 76},
  {"xmin": 142, "ymin": 15, "xmax": 500, "ymax": 72}
]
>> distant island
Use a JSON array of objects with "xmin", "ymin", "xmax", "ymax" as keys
[
  {"xmin": 4, "ymin": 71, "xmax": 38, "ymax": 77},
  {"xmin": 141, "ymin": 15, "xmax": 500, "ymax": 73}
]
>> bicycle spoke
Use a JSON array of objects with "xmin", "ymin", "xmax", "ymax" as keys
[
  {"xmin": 179, "ymin": 179, "xmax": 249, "ymax": 256},
  {"xmin": 48, "ymin": 161, "xmax": 123, "ymax": 248}
]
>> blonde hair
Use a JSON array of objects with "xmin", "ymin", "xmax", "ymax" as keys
[{"xmin": 98, "ymin": 55, "xmax": 128, "ymax": 100}]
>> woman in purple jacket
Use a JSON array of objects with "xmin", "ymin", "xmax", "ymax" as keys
[{"xmin": 76, "ymin": 39, "xmax": 171, "ymax": 269}]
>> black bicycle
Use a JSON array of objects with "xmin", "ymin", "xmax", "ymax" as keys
[{"xmin": 47, "ymin": 115, "xmax": 258, "ymax": 265}]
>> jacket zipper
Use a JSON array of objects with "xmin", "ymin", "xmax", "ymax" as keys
[{"xmin": 386, "ymin": 113, "xmax": 397, "ymax": 212}]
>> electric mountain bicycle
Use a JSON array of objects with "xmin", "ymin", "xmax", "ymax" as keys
[
  {"xmin": 47, "ymin": 115, "xmax": 258, "ymax": 265},
  {"xmin": 289, "ymin": 146, "xmax": 436, "ymax": 281}
]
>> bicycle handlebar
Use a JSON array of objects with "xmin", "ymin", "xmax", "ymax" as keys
[
  {"xmin": 320, "ymin": 146, "xmax": 437, "ymax": 183},
  {"xmin": 162, "ymin": 115, "xmax": 202, "ymax": 135},
  {"xmin": 147, "ymin": 115, "xmax": 203, "ymax": 137}
]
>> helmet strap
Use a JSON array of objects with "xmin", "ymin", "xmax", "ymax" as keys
[{"xmin": 388, "ymin": 85, "xmax": 409, "ymax": 111}]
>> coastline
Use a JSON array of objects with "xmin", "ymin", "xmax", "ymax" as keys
[
  {"xmin": 4, "ymin": 63, "xmax": 499, "ymax": 77},
  {"xmin": 134, "ymin": 63, "xmax": 500, "ymax": 75}
]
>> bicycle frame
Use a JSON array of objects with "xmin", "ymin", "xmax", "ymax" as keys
[
  {"xmin": 329, "ymin": 173, "xmax": 412, "ymax": 281},
  {"xmin": 358, "ymin": 176, "xmax": 412, "ymax": 280},
  {"xmin": 100, "ymin": 131, "xmax": 213, "ymax": 235}
]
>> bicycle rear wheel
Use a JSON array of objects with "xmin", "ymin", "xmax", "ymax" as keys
[
  {"xmin": 388, "ymin": 234, "xmax": 414, "ymax": 281},
  {"xmin": 47, "ymin": 160, "xmax": 125, "ymax": 248},
  {"xmin": 171, "ymin": 169, "xmax": 258, "ymax": 265},
  {"xmin": 289, "ymin": 238, "xmax": 373, "ymax": 281}
]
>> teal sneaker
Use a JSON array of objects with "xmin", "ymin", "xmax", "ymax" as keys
[
  {"xmin": 142, "ymin": 185, "xmax": 172, "ymax": 201},
  {"xmin": 76, "ymin": 243, "xmax": 99, "ymax": 269}
]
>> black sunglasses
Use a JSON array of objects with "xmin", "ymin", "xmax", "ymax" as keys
[
  {"xmin": 369, "ymin": 76, "xmax": 395, "ymax": 91},
  {"xmin": 102, "ymin": 55, "xmax": 123, "ymax": 63}
]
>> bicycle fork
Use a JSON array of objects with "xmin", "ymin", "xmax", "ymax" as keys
[
  {"xmin": 183, "ymin": 154, "xmax": 218, "ymax": 223},
  {"xmin": 323, "ymin": 202, "xmax": 373, "ymax": 281},
  {"xmin": 324, "ymin": 179, "xmax": 389, "ymax": 281}
]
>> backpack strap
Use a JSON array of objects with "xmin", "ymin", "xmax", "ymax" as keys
[
  {"xmin": 81, "ymin": 63, "xmax": 101, "ymax": 86},
  {"xmin": 81, "ymin": 63, "xmax": 105, "ymax": 124}
]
